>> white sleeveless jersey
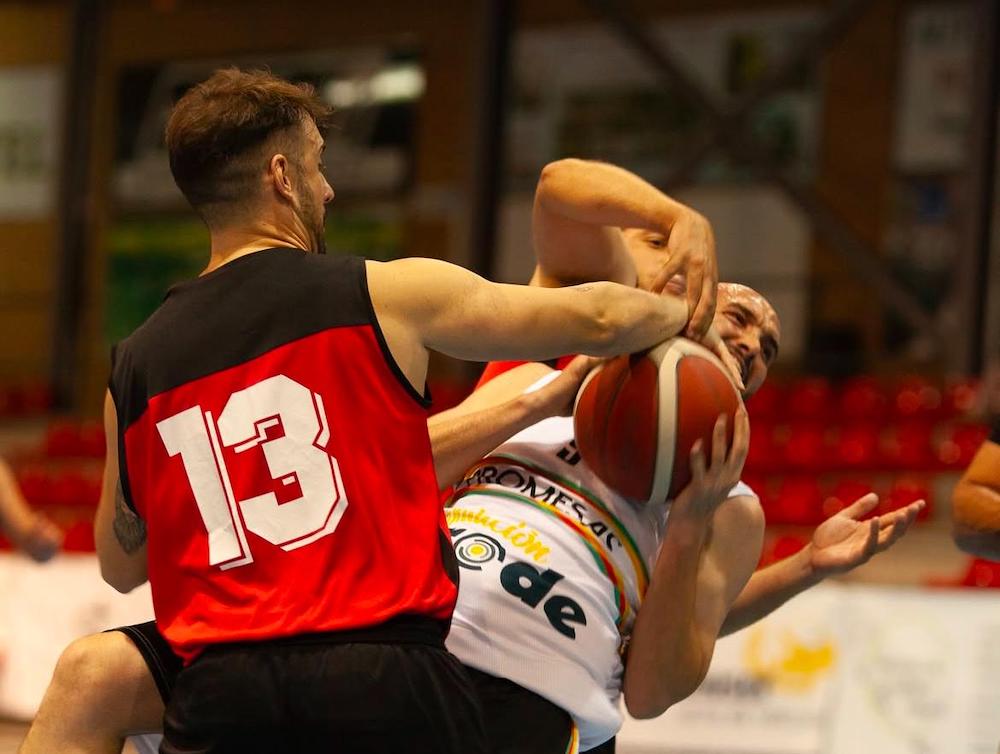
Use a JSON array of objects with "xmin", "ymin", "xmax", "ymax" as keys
[{"xmin": 445, "ymin": 414, "xmax": 754, "ymax": 751}]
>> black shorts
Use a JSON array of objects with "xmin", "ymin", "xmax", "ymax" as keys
[
  {"xmin": 464, "ymin": 666, "xmax": 577, "ymax": 754},
  {"xmin": 113, "ymin": 623, "xmax": 608, "ymax": 753},
  {"xmin": 113, "ymin": 618, "xmax": 486, "ymax": 754},
  {"xmin": 110, "ymin": 621, "xmax": 182, "ymax": 705}
]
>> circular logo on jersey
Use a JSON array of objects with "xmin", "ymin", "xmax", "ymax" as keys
[{"xmin": 453, "ymin": 533, "xmax": 506, "ymax": 570}]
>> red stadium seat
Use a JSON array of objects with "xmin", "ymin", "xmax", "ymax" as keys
[
  {"xmin": 890, "ymin": 376, "xmax": 943, "ymax": 420},
  {"xmin": 62, "ymin": 520, "xmax": 96, "ymax": 553},
  {"xmin": 943, "ymin": 377, "xmax": 981, "ymax": 418},
  {"xmin": 19, "ymin": 381, "xmax": 53, "ymax": 415},
  {"xmin": 44, "ymin": 421, "xmax": 84, "ymax": 458},
  {"xmin": 16, "ymin": 465, "xmax": 52, "ymax": 507},
  {"xmin": 786, "ymin": 378, "xmax": 834, "ymax": 421},
  {"xmin": 757, "ymin": 533, "xmax": 809, "ymax": 568},
  {"xmin": 782, "ymin": 422, "xmax": 830, "ymax": 471},
  {"xmin": 823, "ymin": 476, "xmax": 876, "ymax": 518},
  {"xmin": 48, "ymin": 470, "xmax": 89, "ymax": 508},
  {"xmin": 936, "ymin": 422, "xmax": 989, "ymax": 469},
  {"xmin": 886, "ymin": 476, "xmax": 932, "ymax": 521},
  {"xmin": 838, "ymin": 376, "xmax": 888, "ymax": 422},
  {"xmin": 78, "ymin": 421, "xmax": 106, "ymax": 458},
  {"xmin": 881, "ymin": 421, "xmax": 936, "ymax": 470},
  {"xmin": 958, "ymin": 558, "xmax": 1000, "ymax": 588},
  {"xmin": 772, "ymin": 475, "xmax": 824, "ymax": 525},
  {"xmin": 834, "ymin": 423, "xmax": 881, "ymax": 470},
  {"xmin": 746, "ymin": 380, "xmax": 783, "ymax": 421},
  {"xmin": 745, "ymin": 420, "xmax": 783, "ymax": 473}
]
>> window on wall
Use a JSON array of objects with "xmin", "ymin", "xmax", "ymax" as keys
[{"xmin": 106, "ymin": 48, "xmax": 423, "ymax": 343}]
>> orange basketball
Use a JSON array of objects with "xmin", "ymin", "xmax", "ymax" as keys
[{"xmin": 573, "ymin": 338, "xmax": 742, "ymax": 505}]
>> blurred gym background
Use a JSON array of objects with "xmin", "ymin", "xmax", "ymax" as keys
[{"xmin": 0, "ymin": 1, "xmax": 997, "ymax": 752}]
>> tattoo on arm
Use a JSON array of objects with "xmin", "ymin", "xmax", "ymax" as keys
[{"xmin": 112, "ymin": 482, "xmax": 146, "ymax": 554}]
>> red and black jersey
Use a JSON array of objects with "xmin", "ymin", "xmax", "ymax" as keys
[
  {"xmin": 109, "ymin": 248, "xmax": 457, "ymax": 663},
  {"xmin": 476, "ymin": 355, "xmax": 577, "ymax": 389}
]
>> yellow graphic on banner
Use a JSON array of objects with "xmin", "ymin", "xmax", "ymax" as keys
[{"xmin": 743, "ymin": 625, "xmax": 837, "ymax": 694}]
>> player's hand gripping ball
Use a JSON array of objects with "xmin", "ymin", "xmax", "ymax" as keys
[{"xmin": 574, "ymin": 337, "xmax": 743, "ymax": 505}]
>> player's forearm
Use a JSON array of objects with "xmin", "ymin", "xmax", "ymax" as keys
[
  {"xmin": 577, "ymin": 282, "xmax": 688, "ymax": 357},
  {"xmin": 720, "ymin": 547, "xmax": 822, "ymax": 636},
  {"xmin": 430, "ymin": 393, "xmax": 549, "ymax": 491},
  {"xmin": 537, "ymin": 159, "xmax": 689, "ymax": 232},
  {"xmin": 624, "ymin": 511, "xmax": 712, "ymax": 717},
  {"xmin": 0, "ymin": 458, "xmax": 32, "ymax": 533}
]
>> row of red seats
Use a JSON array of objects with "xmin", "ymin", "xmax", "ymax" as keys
[
  {"xmin": 0, "ymin": 382, "xmax": 53, "ymax": 418},
  {"xmin": 746, "ymin": 420, "xmax": 988, "ymax": 473},
  {"xmin": 747, "ymin": 376, "xmax": 981, "ymax": 422},
  {"xmin": 16, "ymin": 464, "xmax": 103, "ymax": 509},
  {"xmin": 41, "ymin": 420, "xmax": 106, "ymax": 458},
  {"xmin": 0, "ymin": 519, "xmax": 95, "ymax": 554},
  {"xmin": 744, "ymin": 473, "xmax": 933, "ymax": 527},
  {"xmin": 757, "ymin": 534, "xmax": 1000, "ymax": 590}
]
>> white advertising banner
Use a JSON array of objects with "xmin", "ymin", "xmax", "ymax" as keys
[
  {"xmin": 618, "ymin": 583, "xmax": 1000, "ymax": 754},
  {"xmin": 0, "ymin": 553, "xmax": 152, "ymax": 720},
  {"xmin": 2, "ymin": 554, "xmax": 999, "ymax": 754}
]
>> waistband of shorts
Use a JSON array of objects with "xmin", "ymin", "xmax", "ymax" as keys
[{"xmin": 200, "ymin": 614, "xmax": 449, "ymax": 655}]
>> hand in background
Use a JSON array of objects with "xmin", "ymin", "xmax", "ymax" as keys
[{"xmin": 808, "ymin": 493, "xmax": 925, "ymax": 578}]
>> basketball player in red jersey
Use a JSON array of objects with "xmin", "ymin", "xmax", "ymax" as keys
[
  {"xmin": 42, "ymin": 69, "xmax": 713, "ymax": 754},
  {"xmin": 20, "ymin": 157, "xmax": 918, "ymax": 754}
]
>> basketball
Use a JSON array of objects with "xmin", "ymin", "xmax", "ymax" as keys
[{"xmin": 573, "ymin": 338, "xmax": 742, "ymax": 506}]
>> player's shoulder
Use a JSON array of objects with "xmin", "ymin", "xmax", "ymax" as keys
[{"xmin": 716, "ymin": 487, "xmax": 765, "ymax": 535}]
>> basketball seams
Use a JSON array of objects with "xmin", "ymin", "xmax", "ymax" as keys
[{"xmin": 648, "ymin": 341, "xmax": 681, "ymax": 506}]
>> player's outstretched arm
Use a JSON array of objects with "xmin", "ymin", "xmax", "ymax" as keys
[
  {"xmin": 623, "ymin": 410, "xmax": 759, "ymax": 718},
  {"xmin": 720, "ymin": 494, "xmax": 925, "ymax": 636},
  {"xmin": 368, "ymin": 257, "xmax": 688, "ymax": 366},
  {"xmin": 951, "ymin": 432, "xmax": 1000, "ymax": 559},
  {"xmin": 94, "ymin": 390, "xmax": 148, "ymax": 593},
  {"xmin": 533, "ymin": 158, "xmax": 717, "ymax": 336},
  {"xmin": 0, "ymin": 456, "xmax": 61, "ymax": 562},
  {"xmin": 430, "ymin": 358, "xmax": 598, "ymax": 490}
]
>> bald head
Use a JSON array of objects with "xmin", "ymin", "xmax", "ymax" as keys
[{"xmin": 713, "ymin": 283, "xmax": 781, "ymax": 397}]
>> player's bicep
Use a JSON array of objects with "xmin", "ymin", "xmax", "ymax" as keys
[
  {"xmin": 95, "ymin": 390, "xmax": 148, "ymax": 591},
  {"xmin": 532, "ymin": 202, "xmax": 636, "ymax": 287}
]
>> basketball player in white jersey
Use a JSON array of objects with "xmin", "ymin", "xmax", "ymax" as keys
[
  {"xmin": 19, "ymin": 160, "xmax": 921, "ymax": 754},
  {"xmin": 429, "ymin": 159, "xmax": 922, "ymax": 752}
]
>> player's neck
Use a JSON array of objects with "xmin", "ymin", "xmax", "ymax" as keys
[{"xmin": 204, "ymin": 219, "xmax": 310, "ymax": 276}]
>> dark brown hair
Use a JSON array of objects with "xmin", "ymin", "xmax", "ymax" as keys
[{"xmin": 165, "ymin": 67, "xmax": 334, "ymax": 221}]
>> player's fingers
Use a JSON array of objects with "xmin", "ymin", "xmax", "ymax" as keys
[
  {"xmin": 728, "ymin": 407, "xmax": 750, "ymax": 469},
  {"xmin": 686, "ymin": 270, "xmax": 716, "ymax": 339},
  {"xmin": 841, "ymin": 492, "xmax": 879, "ymax": 520},
  {"xmin": 690, "ymin": 439, "xmax": 707, "ymax": 482},
  {"xmin": 878, "ymin": 501, "xmax": 922, "ymax": 549},
  {"xmin": 562, "ymin": 355, "xmax": 603, "ymax": 380},
  {"xmin": 652, "ymin": 252, "xmax": 686, "ymax": 297},
  {"xmin": 717, "ymin": 346, "xmax": 745, "ymax": 393},
  {"xmin": 876, "ymin": 520, "xmax": 900, "ymax": 549},
  {"xmin": 863, "ymin": 517, "xmax": 880, "ymax": 559},
  {"xmin": 710, "ymin": 414, "xmax": 728, "ymax": 472}
]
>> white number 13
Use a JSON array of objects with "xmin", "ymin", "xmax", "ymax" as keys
[{"xmin": 157, "ymin": 375, "xmax": 349, "ymax": 570}]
